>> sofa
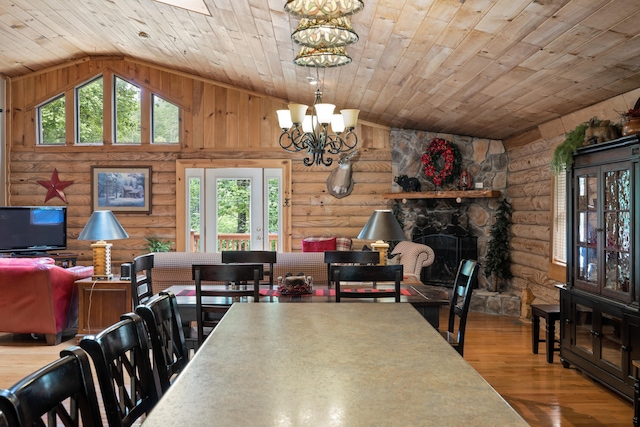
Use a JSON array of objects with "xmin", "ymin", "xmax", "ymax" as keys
[
  {"xmin": 151, "ymin": 241, "xmax": 435, "ymax": 294},
  {"xmin": 0, "ymin": 257, "xmax": 93, "ymax": 345}
]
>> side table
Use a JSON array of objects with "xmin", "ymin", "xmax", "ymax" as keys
[{"xmin": 75, "ymin": 278, "xmax": 132, "ymax": 341}]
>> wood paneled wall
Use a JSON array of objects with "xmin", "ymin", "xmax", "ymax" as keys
[{"xmin": 6, "ymin": 57, "xmax": 392, "ymax": 265}]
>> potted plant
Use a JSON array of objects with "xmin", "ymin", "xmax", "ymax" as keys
[
  {"xmin": 145, "ymin": 235, "xmax": 173, "ymax": 252},
  {"xmin": 550, "ymin": 122, "xmax": 588, "ymax": 175},
  {"xmin": 484, "ymin": 199, "xmax": 513, "ymax": 292}
]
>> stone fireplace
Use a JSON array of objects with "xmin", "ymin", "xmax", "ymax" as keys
[{"xmin": 390, "ymin": 129, "xmax": 520, "ymax": 316}]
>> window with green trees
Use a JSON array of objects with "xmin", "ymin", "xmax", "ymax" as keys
[
  {"xmin": 153, "ymin": 95, "xmax": 179, "ymax": 143},
  {"xmin": 115, "ymin": 76, "xmax": 141, "ymax": 143},
  {"xmin": 36, "ymin": 73, "xmax": 180, "ymax": 145},
  {"xmin": 77, "ymin": 76, "xmax": 104, "ymax": 144},
  {"xmin": 38, "ymin": 95, "xmax": 65, "ymax": 145}
]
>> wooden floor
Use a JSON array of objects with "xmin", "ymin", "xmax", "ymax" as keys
[{"xmin": 0, "ymin": 309, "xmax": 634, "ymax": 426}]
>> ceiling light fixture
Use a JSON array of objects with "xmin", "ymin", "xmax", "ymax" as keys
[
  {"xmin": 285, "ymin": 0, "xmax": 365, "ymax": 19},
  {"xmin": 277, "ymin": 86, "xmax": 359, "ymax": 167},
  {"xmin": 294, "ymin": 46, "xmax": 352, "ymax": 67},
  {"xmin": 291, "ymin": 17, "xmax": 359, "ymax": 48}
]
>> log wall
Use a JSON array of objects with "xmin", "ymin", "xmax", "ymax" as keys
[
  {"xmin": 6, "ymin": 57, "xmax": 391, "ymax": 266},
  {"xmin": 505, "ymin": 87, "xmax": 640, "ymax": 303}
]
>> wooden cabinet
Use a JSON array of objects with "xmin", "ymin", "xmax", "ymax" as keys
[
  {"xmin": 561, "ymin": 135, "xmax": 640, "ymax": 400},
  {"xmin": 75, "ymin": 278, "xmax": 132, "ymax": 340}
]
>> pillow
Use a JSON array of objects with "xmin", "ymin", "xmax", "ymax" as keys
[
  {"xmin": 302, "ymin": 237, "xmax": 337, "ymax": 252},
  {"xmin": 387, "ymin": 254, "xmax": 402, "ymax": 266}
]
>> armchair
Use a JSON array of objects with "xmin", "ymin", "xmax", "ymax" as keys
[{"xmin": 0, "ymin": 257, "xmax": 93, "ymax": 345}]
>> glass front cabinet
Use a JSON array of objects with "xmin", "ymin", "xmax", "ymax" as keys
[{"xmin": 561, "ymin": 135, "xmax": 640, "ymax": 400}]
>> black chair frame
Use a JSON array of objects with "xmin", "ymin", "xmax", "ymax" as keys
[
  {"xmin": 192, "ymin": 264, "xmax": 263, "ymax": 347},
  {"xmin": 136, "ymin": 291, "xmax": 189, "ymax": 394},
  {"xmin": 331, "ymin": 264, "xmax": 403, "ymax": 302},
  {"xmin": 221, "ymin": 250, "xmax": 277, "ymax": 288},
  {"xmin": 0, "ymin": 346, "xmax": 103, "ymax": 427},
  {"xmin": 132, "ymin": 253, "xmax": 154, "ymax": 308},
  {"xmin": 324, "ymin": 250, "xmax": 380, "ymax": 286},
  {"xmin": 441, "ymin": 259, "xmax": 479, "ymax": 357},
  {"xmin": 79, "ymin": 313, "xmax": 161, "ymax": 427}
]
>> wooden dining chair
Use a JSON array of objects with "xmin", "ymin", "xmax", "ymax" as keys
[
  {"xmin": 79, "ymin": 313, "xmax": 161, "ymax": 427},
  {"xmin": 192, "ymin": 264, "xmax": 263, "ymax": 348},
  {"xmin": 440, "ymin": 259, "xmax": 479, "ymax": 357},
  {"xmin": 135, "ymin": 291, "xmax": 189, "ymax": 394},
  {"xmin": 324, "ymin": 250, "xmax": 380, "ymax": 286},
  {"xmin": 131, "ymin": 253, "xmax": 154, "ymax": 307},
  {"xmin": 0, "ymin": 346, "xmax": 103, "ymax": 427},
  {"xmin": 331, "ymin": 264, "xmax": 403, "ymax": 302},
  {"xmin": 222, "ymin": 250, "xmax": 277, "ymax": 288}
]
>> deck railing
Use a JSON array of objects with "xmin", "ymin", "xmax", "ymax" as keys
[{"xmin": 190, "ymin": 231, "xmax": 278, "ymax": 252}]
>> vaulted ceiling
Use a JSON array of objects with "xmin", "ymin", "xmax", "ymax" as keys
[{"xmin": 1, "ymin": 0, "xmax": 640, "ymax": 140}]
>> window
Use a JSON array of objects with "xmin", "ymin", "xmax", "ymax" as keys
[
  {"xmin": 36, "ymin": 73, "xmax": 181, "ymax": 146},
  {"xmin": 549, "ymin": 170, "xmax": 567, "ymax": 282},
  {"xmin": 114, "ymin": 77, "xmax": 141, "ymax": 143},
  {"xmin": 38, "ymin": 95, "xmax": 65, "ymax": 145},
  {"xmin": 152, "ymin": 95, "xmax": 179, "ymax": 144},
  {"xmin": 77, "ymin": 76, "xmax": 104, "ymax": 144}
]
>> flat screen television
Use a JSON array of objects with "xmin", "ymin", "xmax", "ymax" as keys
[{"xmin": 0, "ymin": 206, "xmax": 67, "ymax": 254}]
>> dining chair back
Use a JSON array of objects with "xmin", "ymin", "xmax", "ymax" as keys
[
  {"xmin": 324, "ymin": 250, "xmax": 380, "ymax": 285},
  {"xmin": 221, "ymin": 250, "xmax": 277, "ymax": 288},
  {"xmin": 192, "ymin": 264, "xmax": 263, "ymax": 348},
  {"xmin": 132, "ymin": 253, "xmax": 154, "ymax": 307},
  {"xmin": 135, "ymin": 291, "xmax": 189, "ymax": 394},
  {"xmin": 331, "ymin": 264, "xmax": 403, "ymax": 302},
  {"xmin": 79, "ymin": 313, "xmax": 161, "ymax": 427},
  {"xmin": 0, "ymin": 346, "xmax": 103, "ymax": 427},
  {"xmin": 440, "ymin": 259, "xmax": 479, "ymax": 357}
]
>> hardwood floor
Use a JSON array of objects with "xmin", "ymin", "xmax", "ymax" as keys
[{"xmin": 0, "ymin": 310, "xmax": 634, "ymax": 426}]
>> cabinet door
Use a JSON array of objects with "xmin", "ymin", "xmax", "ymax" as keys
[
  {"xmin": 596, "ymin": 307, "xmax": 624, "ymax": 378},
  {"xmin": 623, "ymin": 313, "xmax": 640, "ymax": 388},
  {"xmin": 601, "ymin": 163, "xmax": 632, "ymax": 302},
  {"xmin": 570, "ymin": 295, "xmax": 596, "ymax": 362},
  {"xmin": 574, "ymin": 166, "xmax": 599, "ymax": 294}
]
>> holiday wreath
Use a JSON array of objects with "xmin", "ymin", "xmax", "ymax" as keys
[{"xmin": 421, "ymin": 138, "xmax": 462, "ymax": 186}]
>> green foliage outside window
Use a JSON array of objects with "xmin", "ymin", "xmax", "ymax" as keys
[
  {"xmin": 39, "ymin": 95, "xmax": 65, "ymax": 145},
  {"xmin": 115, "ymin": 77, "xmax": 141, "ymax": 143},
  {"xmin": 38, "ymin": 73, "xmax": 180, "ymax": 146},
  {"xmin": 77, "ymin": 77, "xmax": 104, "ymax": 143},
  {"xmin": 153, "ymin": 95, "xmax": 179, "ymax": 143}
]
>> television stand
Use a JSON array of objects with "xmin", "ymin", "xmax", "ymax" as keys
[{"xmin": 11, "ymin": 252, "xmax": 78, "ymax": 268}]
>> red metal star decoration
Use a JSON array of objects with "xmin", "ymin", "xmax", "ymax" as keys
[{"xmin": 37, "ymin": 169, "xmax": 74, "ymax": 203}]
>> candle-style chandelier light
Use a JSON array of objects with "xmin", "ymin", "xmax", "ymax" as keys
[
  {"xmin": 277, "ymin": 0, "xmax": 364, "ymax": 166},
  {"xmin": 277, "ymin": 84, "xmax": 359, "ymax": 167}
]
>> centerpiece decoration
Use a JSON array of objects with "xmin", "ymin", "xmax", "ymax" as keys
[
  {"xmin": 421, "ymin": 138, "xmax": 462, "ymax": 187},
  {"xmin": 277, "ymin": 274, "xmax": 313, "ymax": 295}
]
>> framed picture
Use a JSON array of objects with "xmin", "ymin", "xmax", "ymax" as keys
[{"xmin": 91, "ymin": 166, "xmax": 152, "ymax": 214}]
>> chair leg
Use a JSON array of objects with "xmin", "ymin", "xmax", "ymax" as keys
[{"xmin": 531, "ymin": 314, "xmax": 540, "ymax": 354}]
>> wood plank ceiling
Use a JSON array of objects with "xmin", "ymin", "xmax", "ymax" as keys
[{"xmin": 1, "ymin": 0, "xmax": 639, "ymax": 140}]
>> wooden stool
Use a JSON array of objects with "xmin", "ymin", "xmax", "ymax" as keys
[{"xmin": 531, "ymin": 304, "xmax": 560, "ymax": 363}]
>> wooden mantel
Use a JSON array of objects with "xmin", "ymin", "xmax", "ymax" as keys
[{"xmin": 383, "ymin": 189, "xmax": 501, "ymax": 200}]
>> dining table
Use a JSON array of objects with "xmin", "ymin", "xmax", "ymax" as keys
[{"xmin": 142, "ymin": 303, "xmax": 528, "ymax": 426}]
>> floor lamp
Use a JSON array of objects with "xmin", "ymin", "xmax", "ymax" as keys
[
  {"xmin": 78, "ymin": 210, "xmax": 129, "ymax": 280},
  {"xmin": 358, "ymin": 209, "xmax": 406, "ymax": 265}
]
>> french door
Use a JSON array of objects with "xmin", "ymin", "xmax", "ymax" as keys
[{"xmin": 179, "ymin": 160, "xmax": 290, "ymax": 253}]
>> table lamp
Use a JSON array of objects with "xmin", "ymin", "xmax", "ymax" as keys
[
  {"xmin": 358, "ymin": 209, "xmax": 406, "ymax": 265},
  {"xmin": 78, "ymin": 210, "xmax": 129, "ymax": 280}
]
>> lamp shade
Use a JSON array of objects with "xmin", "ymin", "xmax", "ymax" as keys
[
  {"xmin": 78, "ymin": 210, "xmax": 129, "ymax": 241},
  {"xmin": 357, "ymin": 210, "xmax": 406, "ymax": 241}
]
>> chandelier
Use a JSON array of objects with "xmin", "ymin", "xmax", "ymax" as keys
[
  {"xmin": 277, "ymin": 87, "xmax": 359, "ymax": 167},
  {"xmin": 278, "ymin": 0, "xmax": 363, "ymax": 166}
]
